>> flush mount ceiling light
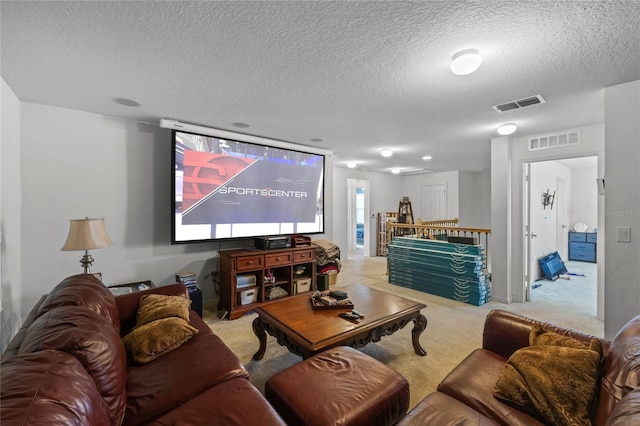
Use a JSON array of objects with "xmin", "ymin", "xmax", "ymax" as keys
[
  {"xmin": 450, "ymin": 49, "xmax": 482, "ymax": 75},
  {"xmin": 422, "ymin": 155, "xmax": 432, "ymax": 161},
  {"xmin": 391, "ymin": 168, "xmax": 400, "ymax": 174},
  {"xmin": 347, "ymin": 162, "xmax": 357, "ymax": 168},
  {"xmin": 380, "ymin": 149, "xmax": 393, "ymax": 157},
  {"xmin": 497, "ymin": 123, "xmax": 518, "ymax": 135}
]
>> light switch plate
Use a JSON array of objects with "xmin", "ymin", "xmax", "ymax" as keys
[{"xmin": 616, "ymin": 227, "xmax": 631, "ymax": 243}]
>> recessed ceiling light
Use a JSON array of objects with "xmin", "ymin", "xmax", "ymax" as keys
[
  {"xmin": 310, "ymin": 138, "xmax": 325, "ymax": 143},
  {"xmin": 450, "ymin": 49, "xmax": 482, "ymax": 75},
  {"xmin": 391, "ymin": 168, "xmax": 400, "ymax": 174},
  {"xmin": 422, "ymin": 155, "xmax": 432, "ymax": 161},
  {"xmin": 347, "ymin": 162, "xmax": 357, "ymax": 168},
  {"xmin": 113, "ymin": 97, "xmax": 141, "ymax": 107},
  {"xmin": 497, "ymin": 123, "xmax": 517, "ymax": 135},
  {"xmin": 380, "ymin": 149, "xmax": 393, "ymax": 157},
  {"xmin": 232, "ymin": 122, "xmax": 250, "ymax": 128}
]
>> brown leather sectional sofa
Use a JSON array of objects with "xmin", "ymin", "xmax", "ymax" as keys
[
  {"xmin": 399, "ymin": 309, "xmax": 640, "ymax": 425},
  {"xmin": 3, "ymin": 274, "xmax": 639, "ymax": 425},
  {"xmin": 1, "ymin": 274, "xmax": 285, "ymax": 425}
]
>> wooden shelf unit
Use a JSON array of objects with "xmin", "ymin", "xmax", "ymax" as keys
[
  {"xmin": 377, "ymin": 212, "xmax": 398, "ymax": 256},
  {"xmin": 218, "ymin": 246, "xmax": 316, "ymax": 320}
]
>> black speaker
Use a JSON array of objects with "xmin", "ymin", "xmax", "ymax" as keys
[
  {"xmin": 317, "ymin": 274, "xmax": 330, "ymax": 291},
  {"xmin": 189, "ymin": 288, "xmax": 203, "ymax": 318}
]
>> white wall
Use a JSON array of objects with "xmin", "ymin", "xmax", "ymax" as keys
[
  {"xmin": 491, "ymin": 136, "xmax": 512, "ymax": 303},
  {"xmin": 569, "ymin": 165, "xmax": 598, "ymax": 230},
  {"xmin": 15, "ymin": 102, "xmax": 334, "ymax": 320},
  {"xmin": 403, "ymin": 171, "xmax": 459, "ymax": 221},
  {"xmin": 1, "ymin": 78, "xmax": 23, "ymax": 352},
  {"xmin": 401, "ymin": 170, "xmax": 490, "ymax": 228},
  {"xmin": 458, "ymin": 172, "xmax": 474, "ymax": 226},
  {"xmin": 19, "ymin": 103, "xmax": 216, "ymax": 313},
  {"xmin": 470, "ymin": 171, "xmax": 491, "ymax": 228},
  {"xmin": 458, "ymin": 171, "xmax": 489, "ymax": 227},
  {"xmin": 604, "ymin": 80, "xmax": 640, "ymax": 338}
]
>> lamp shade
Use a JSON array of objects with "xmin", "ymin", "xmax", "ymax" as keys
[{"xmin": 61, "ymin": 218, "xmax": 113, "ymax": 251}]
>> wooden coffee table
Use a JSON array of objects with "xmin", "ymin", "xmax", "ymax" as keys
[{"xmin": 252, "ymin": 283, "xmax": 427, "ymax": 360}]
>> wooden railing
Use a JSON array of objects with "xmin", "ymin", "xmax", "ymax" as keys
[
  {"xmin": 385, "ymin": 218, "xmax": 491, "ymax": 268},
  {"xmin": 386, "ymin": 217, "xmax": 459, "ymax": 240}
]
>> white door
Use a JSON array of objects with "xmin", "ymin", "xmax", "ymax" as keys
[
  {"xmin": 347, "ymin": 179, "xmax": 356, "ymax": 252},
  {"xmin": 421, "ymin": 184, "xmax": 447, "ymax": 220},
  {"xmin": 556, "ymin": 178, "xmax": 568, "ymax": 261},
  {"xmin": 524, "ymin": 164, "xmax": 532, "ymax": 300},
  {"xmin": 347, "ymin": 178, "xmax": 370, "ymax": 258}
]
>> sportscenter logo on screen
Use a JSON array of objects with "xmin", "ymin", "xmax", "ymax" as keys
[{"xmin": 218, "ymin": 186, "xmax": 308, "ymax": 198}]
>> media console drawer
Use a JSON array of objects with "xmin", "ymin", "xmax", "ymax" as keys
[
  {"xmin": 266, "ymin": 252, "xmax": 293, "ymax": 267},
  {"xmin": 235, "ymin": 255, "xmax": 264, "ymax": 271},
  {"xmin": 294, "ymin": 249, "xmax": 314, "ymax": 262}
]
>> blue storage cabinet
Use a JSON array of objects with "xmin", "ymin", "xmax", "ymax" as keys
[{"xmin": 568, "ymin": 231, "xmax": 597, "ymax": 263}]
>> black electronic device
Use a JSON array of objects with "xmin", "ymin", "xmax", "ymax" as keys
[
  {"xmin": 338, "ymin": 312, "xmax": 360, "ymax": 323},
  {"xmin": 351, "ymin": 310, "xmax": 364, "ymax": 318},
  {"xmin": 329, "ymin": 290, "xmax": 348, "ymax": 300},
  {"xmin": 188, "ymin": 287, "xmax": 203, "ymax": 318},
  {"xmin": 255, "ymin": 236, "xmax": 291, "ymax": 250}
]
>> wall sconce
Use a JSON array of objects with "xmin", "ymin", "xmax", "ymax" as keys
[{"xmin": 61, "ymin": 217, "xmax": 113, "ymax": 273}]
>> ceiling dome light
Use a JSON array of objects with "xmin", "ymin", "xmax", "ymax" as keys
[
  {"xmin": 380, "ymin": 149, "xmax": 393, "ymax": 157},
  {"xmin": 391, "ymin": 168, "xmax": 400, "ymax": 174},
  {"xmin": 346, "ymin": 162, "xmax": 357, "ymax": 168},
  {"xmin": 422, "ymin": 155, "xmax": 432, "ymax": 161},
  {"xmin": 450, "ymin": 49, "xmax": 482, "ymax": 75},
  {"xmin": 497, "ymin": 123, "xmax": 517, "ymax": 135}
]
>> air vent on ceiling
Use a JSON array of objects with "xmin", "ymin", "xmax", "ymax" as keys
[
  {"xmin": 400, "ymin": 168, "xmax": 432, "ymax": 175},
  {"xmin": 493, "ymin": 95, "xmax": 545, "ymax": 113},
  {"xmin": 529, "ymin": 130, "xmax": 580, "ymax": 151}
]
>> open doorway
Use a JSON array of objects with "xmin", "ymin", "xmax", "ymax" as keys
[
  {"xmin": 347, "ymin": 179, "xmax": 370, "ymax": 259},
  {"xmin": 524, "ymin": 156, "xmax": 599, "ymax": 317}
]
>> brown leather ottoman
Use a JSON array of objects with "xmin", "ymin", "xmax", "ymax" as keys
[{"xmin": 265, "ymin": 346, "xmax": 409, "ymax": 426}]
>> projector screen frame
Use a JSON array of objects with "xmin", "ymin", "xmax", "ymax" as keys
[{"xmin": 164, "ymin": 120, "xmax": 330, "ymax": 244}]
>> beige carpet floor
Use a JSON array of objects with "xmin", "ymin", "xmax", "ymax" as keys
[{"xmin": 203, "ymin": 256, "xmax": 603, "ymax": 411}]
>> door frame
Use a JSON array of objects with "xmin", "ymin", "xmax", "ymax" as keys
[
  {"xmin": 523, "ymin": 163, "xmax": 531, "ymax": 301},
  {"xmin": 522, "ymin": 155, "xmax": 602, "ymax": 319},
  {"xmin": 347, "ymin": 178, "xmax": 370, "ymax": 258}
]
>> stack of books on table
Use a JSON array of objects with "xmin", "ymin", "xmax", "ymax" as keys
[{"xmin": 175, "ymin": 271, "xmax": 198, "ymax": 292}]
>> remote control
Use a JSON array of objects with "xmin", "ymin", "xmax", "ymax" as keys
[
  {"xmin": 351, "ymin": 310, "xmax": 364, "ymax": 318},
  {"xmin": 338, "ymin": 313, "xmax": 360, "ymax": 323}
]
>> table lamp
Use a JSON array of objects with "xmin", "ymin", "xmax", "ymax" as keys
[{"xmin": 61, "ymin": 217, "xmax": 113, "ymax": 273}]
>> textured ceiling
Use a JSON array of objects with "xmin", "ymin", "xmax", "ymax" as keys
[{"xmin": 2, "ymin": 1, "xmax": 639, "ymax": 174}]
